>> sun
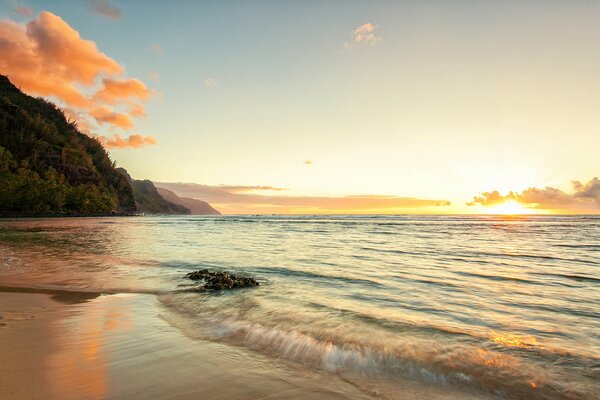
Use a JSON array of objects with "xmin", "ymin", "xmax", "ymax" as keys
[{"xmin": 485, "ymin": 200, "xmax": 535, "ymax": 215}]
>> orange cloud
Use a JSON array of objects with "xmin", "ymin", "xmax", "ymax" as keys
[
  {"xmin": 467, "ymin": 178, "xmax": 600, "ymax": 212},
  {"xmin": 15, "ymin": 6, "xmax": 33, "ymax": 17},
  {"xmin": 155, "ymin": 182, "xmax": 451, "ymax": 214},
  {"xmin": 0, "ymin": 17, "xmax": 92, "ymax": 108},
  {"xmin": 90, "ymin": 107, "xmax": 134, "ymax": 130},
  {"xmin": 129, "ymin": 104, "xmax": 147, "ymax": 117},
  {"xmin": 26, "ymin": 12, "xmax": 123, "ymax": 85},
  {"xmin": 100, "ymin": 134, "xmax": 157, "ymax": 149},
  {"xmin": 94, "ymin": 78, "xmax": 151, "ymax": 104},
  {"xmin": 88, "ymin": 0, "xmax": 122, "ymax": 20},
  {"xmin": 150, "ymin": 43, "xmax": 163, "ymax": 54},
  {"xmin": 344, "ymin": 23, "xmax": 382, "ymax": 49},
  {"xmin": 0, "ymin": 11, "xmax": 155, "ymax": 147},
  {"xmin": 467, "ymin": 190, "xmax": 513, "ymax": 207}
]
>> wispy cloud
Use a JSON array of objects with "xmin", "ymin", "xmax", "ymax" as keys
[
  {"xmin": 88, "ymin": 0, "xmax": 121, "ymax": 21},
  {"xmin": 344, "ymin": 23, "xmax": 382, "ymax": 49},
  {"xmin": 150, "ymin": 43, "xmax": 163, "ymax": 54},
  {"xmin": 100, "ymin": 133, "xmax": 156, "ymax": 149},
  {"xmin": 155, "ymin": 182, "xmax": 450, "ymax": 214},
  {"xmin": 467, "ymin": 178, "xmax": 600, "ymax": 212},
  {"xmin": 14, "ymin": 6, "xmax": 33, "ymax": 17},
  {"xmin": 147, "ymin": 70, "xmax": 159, "ymax": 82},
  {"xmin": 203, "ymin": 78, "xmax": 218, "ymax": 87},
  {"xmin": 0, "ymin": 11, "xmax": 155, "ymax": 148}
]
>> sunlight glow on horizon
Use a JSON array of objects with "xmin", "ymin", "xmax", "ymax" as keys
[
  {"xmin": 1, "ymin": 2, "xmax": 598, "ymax": 215},
  {"xmin": 479, "ymin": 200, "xmax": 538, "ymax": 215}
]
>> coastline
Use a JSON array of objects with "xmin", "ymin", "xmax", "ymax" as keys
[
  {"xmin": 0, "ymin": 286, "xmax": 499, "ymax": 400},
  {"xmin": 2, "ymin": 215, "xmax": 597, "ymax": 399},
  {"xmin": 0, "ymin": 212, "xmax": 141, "ymax": 218},
  {"xmin": 0, "ymin": 287, "xmax": 378, "ymax": 400}
]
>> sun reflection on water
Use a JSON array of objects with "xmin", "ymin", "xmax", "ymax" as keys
[{"xmin": 489, "ymin": 331, "xmax": 539, "ymax": 348}]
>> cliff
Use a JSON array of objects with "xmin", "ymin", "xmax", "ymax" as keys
[
  {"xmin": 156, "ymin": 187, "xmax": 221, "ymax": 215},
  {"xmin": 0, "ymin": 75, "xmax": 136, "ymax": 216}
]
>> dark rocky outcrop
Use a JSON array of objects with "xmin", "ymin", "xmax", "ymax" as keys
[{"xmin": 185, "ymin": 269, "xmax": 259, "ymax": 291}]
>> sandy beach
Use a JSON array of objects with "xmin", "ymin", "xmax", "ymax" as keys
[
  {"xmin": 0, "ymin": 287, "xmax": 378, "ymax": 400},
  {"xmin": 1, "ymin": 286, "xmax": 500, "ymax": 400}
]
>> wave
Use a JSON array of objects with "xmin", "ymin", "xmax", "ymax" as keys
[
  {"xmin": 252, "ymin": 266, "xmax": 388, "ymax": 289},
  {"xmin": 158, "ymin": 293, "xmax": 594, "ymax": 400},
  {"xmin": 534, "ymin": 273, "xmax": 600, "ymax": 284},
  {"xmin": 453, "ymin": 271, "xmax": 542, "ymax": 285},
  {"xmin": 554, "ymin": 244, "xmax": 600, "ymax": 250},
  {"xmin": 477, "ymin": 251, "xmax": 599, "ymax": 266}
]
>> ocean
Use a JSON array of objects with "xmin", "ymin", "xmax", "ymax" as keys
[{"xmin": 0, "ymin": 215, "xmax": 598, "ymax": 399}]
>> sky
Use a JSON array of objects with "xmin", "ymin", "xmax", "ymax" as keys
[{"xmin": 1, "ymin": 0, "xmax": 599, "ymax": 214}]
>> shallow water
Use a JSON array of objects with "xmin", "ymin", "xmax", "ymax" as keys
[{"xmin": 1, "ymin": 215, "xmax": 599, "ymax": 399}]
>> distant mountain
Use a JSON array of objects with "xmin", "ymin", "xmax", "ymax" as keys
[
  {"xmin": 156, "ymin": 187, "xmax": 221, "ymax": 215},
  {"xmin": 116, "ymin": 168, "xmax": 190, "ymax": 215},
  {"xmin": 0, "ymin": 75, "xmax": 136, "ymax": 216}
]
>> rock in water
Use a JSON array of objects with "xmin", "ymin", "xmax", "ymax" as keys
[{"xmin": 185, "ymin": 269, "xmax": 259, "ymax": 291}]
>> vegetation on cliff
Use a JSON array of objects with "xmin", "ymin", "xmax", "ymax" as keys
[
  {"xmin": 156, "ymin": 187, "xmax": 221, "ymax": 215},
  {"xmin": 0, "ymin": 75, "xmax": 136, "ymax": 216},
  {"xmin": 116, "ymin": 168, "xmax": 190, "ymax": 215}
]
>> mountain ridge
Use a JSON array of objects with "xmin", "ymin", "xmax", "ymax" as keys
[
  {"xmin": 117, "ymin": 168, "xmax": 191, "ymax": 215},
  {"xmin": 156, "ymin": 187, "xmax": 221, "ymax": 215}
]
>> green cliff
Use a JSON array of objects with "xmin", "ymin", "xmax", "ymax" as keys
[
  {"xmin": 0, "ymin": 75, "xmax": 136, "ymax": 216},
  {"xmin": 116, "ymin": 168, "xmax": 190, "ymax": 215}
]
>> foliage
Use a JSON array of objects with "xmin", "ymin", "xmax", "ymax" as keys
[{"xmin": 0, "ymin": 75, "xmax": 136, "ymax": 216}]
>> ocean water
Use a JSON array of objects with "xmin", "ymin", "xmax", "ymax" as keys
[{"xmin": 0, "ymin": 215, "xmax": 598, "ymax": 399}]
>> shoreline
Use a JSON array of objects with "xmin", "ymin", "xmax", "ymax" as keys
[
  {"xmin": 0, "ymin": 287, "xmax": 378, "ymax": 400},
  {"xmin": 1, "ymin": 211, "xmax": 597, "ymax": 399},
  {"xmin": 0, "ymin": 286, "xmax": 498, "ymax": 400},
  {"xmin": 0, "ymin": 212, "xmax": 142, "ymax": 218}
]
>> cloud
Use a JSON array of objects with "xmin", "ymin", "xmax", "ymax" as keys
[
  {"xmin": 100, "ymin": 134, "xmax": 157, "ymax": 149},
  {"xmin": 0, "ymin": 11, "xmax": 155, "ymax": 148},
  {"xmin": 94, "ymin": 78, "xmax": 151, "ymax": 104},
  {"xmin": 150, "ymin": 43, "xmax": 163, "ymax": 54},
  {"xmin": 573, "ymin": 178, "xmax": 600, "ymax": 200},
  {"xmin": 203, "ymin": 78, "xmax": 218, "ymax": 87},
  {"xmin": 15, "ymin": 6, "xmax": 33, "ymax": 17},
  {"xmin": 90, "ymin": 106, "xmax": 134, "ymax": 130},
  {"xmin": 344, "ymin": 23, "xmax": 382, "ymax": 49},
  {"xmin": 26, "ymin": 12, "xmax": 123, "ymax": 84},
  {"xmin": 129, "ymin": 104, "xmax": 146, "ymax": 117},
  {"xmin": 467, "ymin": 178, "xmax": 600, "ymax": 212},
  {"xmin": 147, "ymin": 70, "xmax": 159, "ymax": 82},
  {"xmin": 224, "ymin": 185, "xmax": 287, "ymax": 193},
  {"xmin": 467, "ymin": 190, "xmax": 513, "ymax": 207},
  {"xmin": 304, "ymin": 160, "xmax": 314, "ymax": 165},
  {"xmin": 154, "ymin": 182, "xmax": 451, "ymax": 214},
  {"xmin": 88, "ymin": 0, "xmax": 121, "ymax": 20}
]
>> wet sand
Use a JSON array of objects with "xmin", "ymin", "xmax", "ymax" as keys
[
  {"xmin": 0, "ymin": 287, "xmax": 499, "ymax": 400},
  {"xmin": 0, "ymin": 288, "xmax": 378, "ymax": 400}
]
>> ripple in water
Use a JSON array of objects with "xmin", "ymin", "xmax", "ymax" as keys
[{"xmin": 1, "ymin": 215, "xmax": 599, "ymax": 399}]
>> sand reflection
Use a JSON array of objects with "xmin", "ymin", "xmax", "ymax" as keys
[{"xmin": 45, "ymin": 294, "xmax": 133, "ymax": 400}]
